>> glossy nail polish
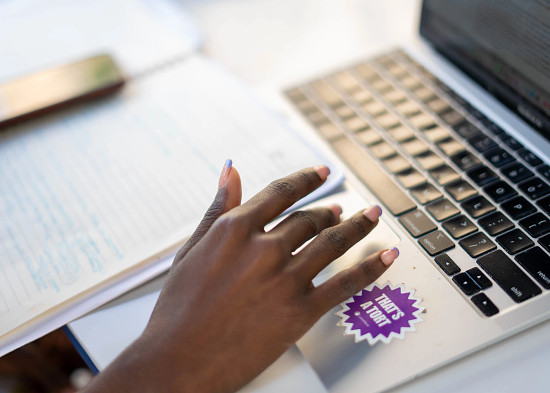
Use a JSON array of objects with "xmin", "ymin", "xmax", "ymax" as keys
[{"xmin": 218, "ymin": 159, "xmax": 232, "ymax": 189}]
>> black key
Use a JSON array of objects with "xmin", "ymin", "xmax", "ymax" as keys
[
  {"xmin": 519, "ymin": 177, "xmax": 550, "ymax": 200},
  {"xmin": 499, "ymin": 134, "xmax": 523, "ymax": 150},
  {"xmin": 453, "ymin": 120, "xmax": 481, "ymax": 138},
  {"xmin": 443, "ymin": 215, "xmax": 478, "ymax": 239},
  {"xmin": 516, "ymin": 247, "xmax": 550, "ymax": 289},
  {"xmin": 451, "ymin": 151, "xmax": 481, "ymax": 171},
  {"xmin": 468, "ymin": 134, "xmax": 497, "ymax": 153},
  {"xmin": 479, "ymin": 212, "xmax": 514, "ymax": 236},
  {"xmin": 484, "ymin": 121, "xmax": 505, "ymax": 136},
  {"xmin": 411, "ymin": 183, "xmax": 443, "ymax": 204},
  {"xmin": 467, "ymin": 165, "xmax": 498, "ymax": 186},
  {"xmin": 484, "ymin": 181, "xmax": 517, "ymax": 203},
  {"xmin": 459, "ymin": 232, "xmax": 496, "ymax": 257},
  {"xmin": 453, "ymin": 272, "xmax": 480, "ymax": 296},
  {"xmin": 478, "ymin": 250, "xmax": 541, "ymax": 303},
  {"xmin": 484, "ymin": 148, "xmax": 515, "ymax": 168},
  {"xmin": 502, "ymin": 196, "xmax": 536, "ymax": 220},
  {"xmin": 538, "ymin": 195, "xmax": 550, "ymax": 215},
  {"xmin": 331, "ymin": 137, "xmax": 416, "ymax": 215},
  {"xmin": 418, "ymin": 230, "xmax": 455, "ymax": 256},
  {"xmin": 520, "ymin": 213, "xmax": 550, "ymax": 238},
  {"xmin": 471, "ymin": 293, "xmax": 499, "ymax": 317},
  {"xmin": 430, "ymin": 165, "xmax": 460, "ymax": 186},
  {"xmin": 517, "ymin": 148, "xmax": 543, "ymax": 167},
  {"xmin": 426, "ymin": 198, "xmax": 460, "ymax": 221},
  {"xmin": 441, "ymin": 109, "xmax": 465, "ymax": 127},
  {"xmin": 461, "ymin": 195, "xmax": 495, "ymax": 218},
  {"xmin": 467, "ymin": 267, "xmax": 493, "ymax": 289},
  {"xmin": 434, "ymin": 253, "xmax": 460, "ymax": 275},
  {"xmin": 399, "ymin": 209, "xmax": 437, "ymax": 237},
  {"xmin": 539, "ymin": 164, "xmax": 550, "ymax": 182},
  {"xmin": 501, "ymin": 162, "xmax": 533, "ymax": 184},
  {"xmin": 540, "ymin": 234, "xmax": 550, "ymax": 253},
  {"xmin": 445, "ymin": 180, "xmax": 477, "ymax": 202},
  {"xmin": 497, "ymin": 228, "xmax": 534, "ymax": 254}
]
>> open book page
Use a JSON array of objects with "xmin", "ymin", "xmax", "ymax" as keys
[
  {"xmin": 0, "ymin": 0, "xmax": 202, "ymax": 79},
  {"xmin": 0, "ymin": 55, "xmax": 343, "ymax": 355}
]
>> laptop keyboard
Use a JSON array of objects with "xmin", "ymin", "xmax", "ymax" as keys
[{"xmin": 285, "ymin": 49, "xmax": 550, "ymax": 318}]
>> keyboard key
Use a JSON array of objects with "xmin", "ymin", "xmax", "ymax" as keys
[
  {"xmin": 402, "ymin": 138, "xmax": 430, "ymax": 156},
  {"xmin": 311, "ymin": 81, "xmax": 343, "ymax": 107},
  {"xmin": 369, "ymin": 141, "xmax": 396, "ymax": 159},
  {"xmin": 376, "ymin": 112, "xmax": 401, "ymax": 129},
  {"xmin": 516, "ymin": 247, "xmax": 550, "ymax": 289},
  {"xmin": 398, "ymin": 209, "xmax": 437, "ymax": 237},
  {"xmin": 451, "ymin": 151, "xmax": 481, "ymax": 171},
  {"xmin": 467, "ymin": 165, "xmax": 498, "ymax": 186},
  {"xmin": 418, "ymin": 230, "xmax": 455, "ymax": 256},
  {"xmin": 471, "ymin": 293, "xmax": 499, "ymax": 317},
  {"xmin": 356, "ymin": 129, "xmax": 382, "ymax": 145},
  {"xmin": 387, "ymin": 124, "xmax": 415, "ymax": 142},
  {"xmin": 484, "ymin": 122, "xmax": 505, "ymax": 136},
  {"xmin": 317, "ymin": 122, "xmax": 344, "ymax": 140},
  {"xmin": 538, "ymin": 195, "xmax": 550, "ymax": 215},
  {"xmin": 461, "ymin": 195, "xmax": 495, "ymax": 218},
  {"xmin": 332, "ymin": 72, "xmax": 360, "ymax": 92},
  {"xmin": 397, "ymin": 168, "xmax": 426, "ymax": 188},
  {"xmin": 409, "ymin": 113, "xmax": 437, "ymax": 130},
  {"xmin": 440, "ymin": 109, "xmax": 465, "ymax": 127},
  {"xmin": 499, "ymin": 134, "xmax": 523, "ymax": 150},
  {"xmin": 453, "ymin": 272, "xmax": 480, "ymax": 296},
  {"xmin": 540, "ymin": 234, "xmax": 550, "ymax": 253},
  {"xmin": 383, "ymin": 154, "xmax": 411, "ymax": 173},
  {"xmin": 434, "ymin": 253, "xmax": 460, "ymax": 275},
  {"xmin": 501, "ymin": 162, "xmax": 533, "ymax": 184},
  {"xmin": 497, "ymin": 228, "xmax": 534, "ymax": 254},
  {"xmin": 384, "ymin": 89, "xmax": 407, "ymax": 104},
  {"xmin": 331, "ymin": 136, "xmax": 416, "ymax": 215},
  {"xmin": 459, "ymin": 232, "xmax": 496, "ymax": 257},
  {"xmin": 426, "ymin": 198, "xmax": 460, "ymax": 221},
  {"xmin": 334, "ymin": 104, "xmax": 357, "ymax": 119},
  {"xmin": 363, "ymin": 101, "xmax": 386, "ymax": 116},
  {"xmin": 445, "ymin": 180, "xmax": 477, "ymax": 202},
  {"xmin": 478, "ymin": 250, "xmax": 541, "ymax": 303},
  {"xmin": 414, "ymin": 86, "xmax": 437, "ymax": 102},
  {"xmin": 519, "ymin": 213, "xmax": 550, "ymax": 237},
  {"xmin": 427, "ymin": 98, "xmax": 451, "ymax": 113},
  {"xmin": 517, "ymin": 148, "xmax": 543, "ymax": 167},
  {"xmin": 345, "ymin": 116, "xmax": 370, "ymax": 132},
  {"xmin": 479, "ymin": 212, "xmax": 514, "ymax": 236},
  {"xmin": 306, "ymin": 110, "xmax": 330, "ymax": 125},
  {"xmin": 437, "ymin": 138, "xmax": 465, "ymax": 156},
  {"xmin": 538, "ymin": 165, "xmax": 550, "ymax": 182},
  {"xmin": 395, "ymin": 101, "xmax": 421, "ymax": 116},
  {"xmin": 442, "ymin": 215, "xmax": 478, "ymax": 239},
  {"xmin": 484, "ymin": 181, "xmax": 517, "ymax": 203},
  {"xmin": 519, "ymin": 177, "xmax": 550, "ymax": 200},
  {"xmin": 351, "ymin": 89, "xmax": 373, "ymax": 104},
  {"xmin": 502, "ymin": 196, "xmax": 536, "ymax": 220},
  {"xmin": 467, "ymin": 267, "xmax": 492, "ymax": 289},
  {"xmin": 423, "ymin": 126, "xmax": 450, "ymax": 143},
  {"xmin": 411, "ymin": 183, "xmax": 443, "ymax": 204},
  {"xmin": 453, "ymin": 120, "xmax": 481, "ymax": 138},
  {"xmin": 484, "ymin": 148, "xmax": 515, "ymax": 168},
  {"xmin": 416, "ymin": 151, "xmax": 445, "ymax": 171},
  {"xmin": 430, "ymin": 165, "xmax": 460, "ymax": 186},
  {"xmin": 468, "ymin": 134, "xmax": 497, "ymax": 153}
]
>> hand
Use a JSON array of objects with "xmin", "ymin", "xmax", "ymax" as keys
[{"xmin": 84, "ymin": 162, "xmax": 399, "ymax": 393}]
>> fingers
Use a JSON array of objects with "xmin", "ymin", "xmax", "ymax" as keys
[
  {"xmin": 292, "ymin": 205, "xmax": 382, "ymax": 280},
  {"xmin": 311, "ymin": 247, "xmax": 399, "ymax": 313},
  {"xmin": 173, "ymin": 162, "xmax": 242, "ymax": 266},
  {"xmin": 238, "ymin": 166, "xmax": 330, "ymax": 228},
  {"xmin": 267, "ymin": 205, "xmax": 342, "ymax": 253}
]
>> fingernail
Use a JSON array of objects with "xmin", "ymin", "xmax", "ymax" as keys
[
  {"xmin": 362, "ymin": 205, "xmax": 382, "ymax": 222},
  {"xmin": 218, "ymin": 159, "xmax": 232, "ymax": 190},
  {"xmin": 381, "ymin": 247, "xmax": 399, "ymax": 266},
  {"xmin": 313, "ymin": 165, "xmax": 330, "ymax": 181},
  {"xmin": 329, "ymin": 204, "xmax": 342, "ymax": 217}
]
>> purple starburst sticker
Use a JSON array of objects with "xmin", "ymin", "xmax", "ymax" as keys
[{"xmin": 336, "ymin": 282, "xmax": 423, "ymax": 345}]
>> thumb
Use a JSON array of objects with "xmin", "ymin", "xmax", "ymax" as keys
[{"xmin": 173, "ymin": 160, "xmax": 242, "ymax": 265}]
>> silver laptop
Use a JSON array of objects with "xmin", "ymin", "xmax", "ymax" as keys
[{"xmin": 283, "ymin": 1, "xmax": 550, "ymax": 392}]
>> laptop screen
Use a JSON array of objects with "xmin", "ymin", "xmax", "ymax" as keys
[{"xmin": 420, "ymin": 0, "xmax": 550, "ymax": 142}]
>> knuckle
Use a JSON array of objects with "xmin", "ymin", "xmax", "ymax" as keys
[
  {"xmin": 266, "ymin": 179, "xmax": 298, "ymax": 202},
  {"xmin": 338, "ymin": 274, "xmax": 359, "ymax": 298},
  {"xmin": 213, "ymin": 212, "xmax": 249, "ymax": 235},
  {"xmin": 319, "ymin": 228, "xmax": 348, "ymax": 254},
  {"xmin": 349, "ymin": 215, "xmax": 369, "ymax": 236},
  {"xmin": 292, "ymin": 211, "xmax": 318, "ymax": 235}
]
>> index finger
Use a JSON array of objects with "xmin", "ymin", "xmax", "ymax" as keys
[{"xmin": 240, "ymin": 166, "xmax": 330, "ymax": 228}]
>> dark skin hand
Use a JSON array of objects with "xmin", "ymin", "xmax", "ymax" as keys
[{"xmin": 83, "ymin": 163, "xmax": 399, "ymax": 393}]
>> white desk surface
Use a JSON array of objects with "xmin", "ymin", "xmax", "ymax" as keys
[{"xmin": 68, "ymin": 1, "xmax": 550, "ymax": 392}]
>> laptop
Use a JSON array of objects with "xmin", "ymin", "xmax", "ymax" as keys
[{"xmin": 282, "ymin": 1, "xmax": 550, "ymax": 392}]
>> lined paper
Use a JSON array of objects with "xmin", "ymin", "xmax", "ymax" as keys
[{"xmin": 0, "ymin": 56, "xmax": 342, "ymax": 343}]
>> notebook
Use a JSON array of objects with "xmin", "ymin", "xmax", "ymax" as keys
[
  {"xmin": 0, "ymin": 0, "xmax": 345, "ymax": 356},
  {"xmin": 281, "ymin": 1, "xmax": 550, "ymax": 392}
]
